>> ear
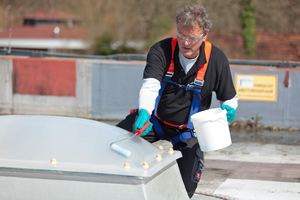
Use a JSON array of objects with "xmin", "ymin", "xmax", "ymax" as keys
[{"xmin": 203, "ymin": 31, "xmax": 209, "ymax": 41}]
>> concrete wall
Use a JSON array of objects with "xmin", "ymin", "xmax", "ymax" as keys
[
  {"xmin": 0, "ymin": 57, "xmax": 144, "ymax": 120},
  {"xmin": 210, "ymin": 66, "xmax": 300, "ymax": 129},
  {"xmin": 0, "ymin": 59, "xmax": 13, "ymax": 114},
  {"xmin": 91, "ymin": 61, "xmax": 144, "ymax": 119},
  {"xmin": 0, "ymin": 56, "xmax": 299, "ymax": 129},
  {"xmin": 0, "ymin": 57, "xmax": 93, "ymax": 118}
]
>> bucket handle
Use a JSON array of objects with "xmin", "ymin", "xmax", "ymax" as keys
[{"xmin": 209, "ymin": 109, "xmax": 227, "ymax": 122}]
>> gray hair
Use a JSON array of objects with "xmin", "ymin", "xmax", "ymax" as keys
[{"xmin": 176, "ymin": 5, "xmax": 213, "ymax": 34}]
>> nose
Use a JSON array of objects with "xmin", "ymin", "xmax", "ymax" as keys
[{"xmin": 183, "ymin": 39, "xmax": 190, "ymax": 46}]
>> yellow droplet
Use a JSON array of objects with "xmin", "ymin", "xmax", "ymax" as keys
[
  {"xmin": 156, "ymin": 154, "xmax": 162, "ymax": 162},
  {"xmin": 50, "ymin": 158, "xmax": 57, "ymax": 164},
  {"xmin": 124, "ymin": 163, "xmax": 130, "ymax": 168},
  {"xmin": 142, "ymin": 162, "xmax": 149, "ymax": 169},
  {"xmin": 158, "ymin": 146, "xmax": 163, "ymax": 150},
  {"xmin": 168, "ymin": 148, "xmax": 174, "ymax": 155}
]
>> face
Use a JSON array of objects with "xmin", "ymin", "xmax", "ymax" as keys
[{"xmin": 177, "ymin": 22, "xmax": 208, "ymax": 59}]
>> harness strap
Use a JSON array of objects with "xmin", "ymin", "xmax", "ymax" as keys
[
  {"xmin": 170, "ymin": 131, "xmax": 195, "ymax": 145},
  {"xmin": 156, "ymin": 112, "xmax": 188, "ymax": 129},
  {"xmin": 155, "ymin": 77, "xmax": 202, "ymax": 130},
  {"xmin": 186, "ymin": 87, "xmax": 202, "ymax": 129},
  {"xmin": 166, "ymin": 39, "xmax": 212, "ymax": 87},
  {"xmin": 151, "ymin": 114, "xmax": 165, "ymax": 140},
  {"xmin": 151, "ymin": 113, "xmax": 195, "ymax": 144},
  {"xmin": 194, "ymin": 41, "xmax": 212, "ymax": 87},
  {"xmin": 166, "ymin": 38, "xmax": 177, "ymax": 77},
  {"xmin": 154, "ymin": 77, "xmax": 201, "ymax": 127},
  {"xmin": 153, "ymin": 78, "xmax": 168, "ymax": 117}
]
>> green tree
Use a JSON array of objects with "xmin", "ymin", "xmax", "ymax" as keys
[
  {"xmin": 94, "ymin": 33, "xmax": 117, "ymax": 55},
  {"xmin": 240, "ymin": 0, "xmax": 256, "ymax": 56}
]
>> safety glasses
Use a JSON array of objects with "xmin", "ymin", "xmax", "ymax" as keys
[{"xmin": 177, "ymin": 30, "xmax": 204, "ymax": 44}]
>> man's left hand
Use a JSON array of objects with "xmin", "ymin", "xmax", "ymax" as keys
[{"xmin": 221, "ymin": 105, "xmax": 236, "ymax": 122}]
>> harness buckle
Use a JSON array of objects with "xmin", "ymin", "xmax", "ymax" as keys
[
  {"xmin": 187, "ymin": 82, "xmax": 202, "ymax": 89},
  {"xmin": 194, "ymin": 79, "xmax": 204, "ymax": 87},
  {"xmin": 166, "ymin": 72, "xmax": 173, "ymax": 77},
  {"xmin": 178, "ymin": 125, "xmax": 185, "ymax": 129},
  {"xmin": 176, "ymin": 83, "xmax": 186, "ymax": 90}
]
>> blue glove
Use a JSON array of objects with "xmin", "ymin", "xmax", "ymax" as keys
[
  {"xmin": 134, "ymin": 109, "xmax": 153, "ymax": 137},
  {"xmin": 221, "ymin": 105, "xmax": 236, "ymax": 122}
]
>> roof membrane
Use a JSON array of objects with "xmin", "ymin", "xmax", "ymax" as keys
[{"xmin": 0, "ymin": 115, "xmax": 181, "ymax": 177}]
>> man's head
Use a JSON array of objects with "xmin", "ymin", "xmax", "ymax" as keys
[{"xmin": 176, "ymin": 5, "xmax": 212, "ymax": 59}]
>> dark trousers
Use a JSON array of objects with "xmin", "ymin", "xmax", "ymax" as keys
[{"xmin": 116, "ymin": 112, "xmax": 204, "ymax": 198}]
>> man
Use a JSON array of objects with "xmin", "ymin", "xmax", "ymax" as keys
[{"xmin": 117, "ymin": 5, "xmax": 238, "ymax": 198}]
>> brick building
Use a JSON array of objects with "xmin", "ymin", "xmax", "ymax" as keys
[{"xmin": 0, "ymin": 11, "xmax": 90, "ymax": 53}]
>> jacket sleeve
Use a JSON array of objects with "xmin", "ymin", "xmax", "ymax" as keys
[
  {"xmin": 219, "ymin": 95, "xmax": 239, "ymax": 109},
  {"xmin": 139, "ymin": 78, "xmax": 161, "ymax": 115}
]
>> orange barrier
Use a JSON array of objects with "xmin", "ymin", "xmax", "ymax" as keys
[{"xmin": 12, "ymin": 57, "xmax": 76, "ymax": 96}]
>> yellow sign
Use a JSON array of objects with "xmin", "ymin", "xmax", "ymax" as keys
[{"xmin": 234, "ymin": 73, "xmax": 278, "ymax": 102}]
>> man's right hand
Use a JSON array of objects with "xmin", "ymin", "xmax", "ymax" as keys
[{"xmin": 134, "ymin": 109, "xmax": 153, "ymax": 137}]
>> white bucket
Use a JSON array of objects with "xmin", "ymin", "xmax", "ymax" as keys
[{"xmin": 191, "ymin": 108, "xmax": 231, "ymax": 152}]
